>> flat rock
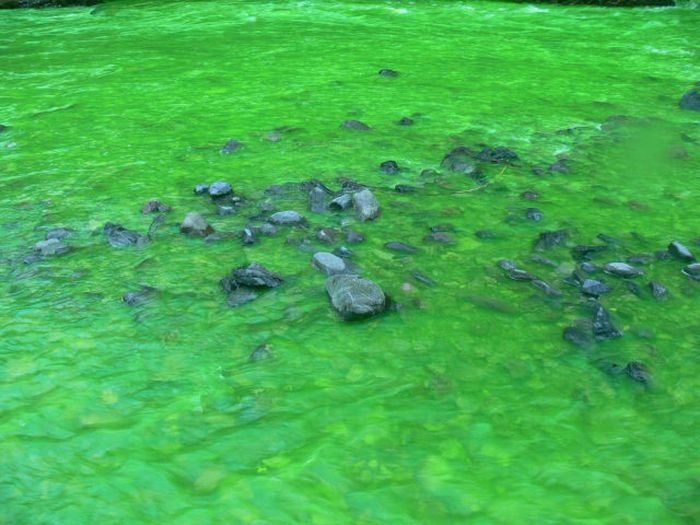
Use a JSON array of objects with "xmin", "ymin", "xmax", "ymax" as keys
[
  {"xmin": 35, "ymin": 238, "xmax": 70, "ymax": 256},
  {"xmin": 341, "ymin": 120, "xmax": 370, "ymax": 131},
  {"xmin": 441, "ymin": 146, "xmax": 478, "ymax": 175},
  {"xmin": 222, "ymin": 262, "xmax": 284, "ymax": 290},
  {"xmin": 378, "ymin": 68, "xmax": 399, "ymax": 77},
  {"xmin": 104, "ymin": 223, "xmax": 145, "ymax": 248},
  {"xmin": 563, "ymin": 326, "xmax": 594, "ymax": 349},
  {"xmin": 581, "ymin": 279, "xmax": 611, "ymax": 297},
  {"xmin": 220, "ymin": 139, "xmax": 243, "ymax": 154},
  {"xmin": 312, "ymin": 252, "xmax": 347, "ymax": 275},
  {"xmin": 208, "ymin": 182, "xmax": 233, "ymax": 197},
  {"xmin": 45, "ymin": 227, "xmax": 74, "ymax": 241},
  {"xmin": 668, "ymin": 240, "xmax": 695, "ymax": 261},
  {"xmin": 326, "ymin": 274, "xmax": 387, "ymax": 320},
  {"xmin": 424, "ymin": 232, "xmax": 455, "ymax": 244},
  {"xmin": 385, "ymin": 241, "xmax": 419, "ymax": 254},
  {"xmin": 603, "ymin": 262, "xmax": 643, "ymax": 277}
]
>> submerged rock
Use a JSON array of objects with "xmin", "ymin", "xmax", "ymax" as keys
[
  {"xmin": 346, "ymin": 230, "xmax": 365, "ymax": 244},
  {"xmin": 180, "ymin": 213, "xmax": 214, "ymax": 237},
  {"xmin": 476, "ymin": 146, "xmax": 518, "ymax": 164},
  {"xmin": 649, "ymin": 281, "xmax": 669, "ymax": 299},
  {"xmin": 220, "ymin": 139, "xmax": 243, "ymax": 154},
  {"xmin": 535, "ymin": 229, "xmax": 569, "ymax": 250},
  {"xmin": 226, "ymin": 287, "xmax": 260, "ymax": 308},
  {"xmin": 269, "ymin": 210, "xmax": 305, "ymax": 225},
  {"xmin": 341, "ymin": 120, "xmax": 370, "ymax": 131},
  {"xmin": 378, "ymin": 68, "xmax": 399, "ymax": 77},
  {"xmin": 353, "ymin": 189, "xmax": 380, "ymax": 221},
  {"xmin": 45, "ymin": 227, "xmax": 74, "ymax": 241},
  {"xmin": 563, "ymin": 325, "xmax": 594, "ymax": 349},
  {"xmin": 141, "ymin": 199, "xmax": 171, "ymax": 214},
  {"xmin": 222, "ymin": 263, "xmax": 284, "ymax": 290},
  {"xmin": 35, "ymin": 238, "xmax": 70, "ymax": 256},
  {"xmin": 398, "ymin": 117, "xmax": 414, "ymax": 126},
  {"xmin": 525, "ymin": 208, "xmax": 544, "ymax": 222},
  {"xmin": 385, "ymin": 241, "xmax": 419, "ymax": 254},
  {"xmin": 380, "ymin": 160, "xmax": 400, "ymax": 174},
  {"xmin": 681, "ymin": 262, "xmax": 700, "ymax": 281},
  {"xmin": 668, "ymin": 240, "xmax": 695, "ymax": 262},
  {"xmin": 592, "ymin": 302, "xmax": 623, "ymax": 341},
  {"xmin": 425, "ymin": 232, "xmax": 455, "ymax": 245},
  {"xmin": 581, "ymin": 279, "xmax": 611, "ymax": 297},
  {"xmin": 395, "ymin": 184, "xmax": 417, "ymax": 193},
  {"xmin": 441, "ymin": 146, "xmax": 478, "ymax": 175},
  {"xmin": 679, "ymin": 90, "xmax": 700, "ymax": 112},
  {"xmin": 312, "ymin": 252, "xmax": 348, "ymax": 275},
  {"xmin": 326, "ymin": 274, "xmax": 387, "ymax": 320},
  {"xmin": 249, "ymin": 344, "xmax": 273, "ymax": 362},
  {"xmin": 624, "ymin": 361, "xmax": 653, "ymax": 386},
  {"xmin": 123, "ymin": 286, "xmax": 157, "ymax": 306},
  {"xmin": 104, "ymin": 223, "xmax": 145, "ymax": 248}
]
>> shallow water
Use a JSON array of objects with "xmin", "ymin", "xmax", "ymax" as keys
[{"xmin": 2, "ymin": 1, "xmax": 700, "ymax": 523}]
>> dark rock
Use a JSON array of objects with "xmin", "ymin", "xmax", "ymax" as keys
[
  {"xmin": 329, "ymin": 193, "xmax": 353, "ymax": 211},
  {"xmin": 378, "ymin": 68, "xmax": 399, "ymax": 77},
  {"xmin": 341, "ymin": 120, "xmax": 370, "ymax": 131},
  {"xmin": 194, "ymin": 184, "xmax": 210, "ymax": 195},
  {"xmin": 398, "ymin": 117, "xmax": 414, "ymax": 126},
  {"xmin": 498, "ymin": 259, "xmax": 519, "ymax": 271},
  {"xmin": 549, "ymin": 159, "xmax": 571, "ymax": 173},
  {"xmin": 220, "ymin": 139, "xmax": 243, "ymax": 154},
  {"xmin": 326, "ymin": 274, "xmax": 387, "ymax": 320},
  {"xmin": 34, "ymin": 238, "xmax": 70, "ymax": 256},
  {"xmin": 308, "ymin": 186, "xmax": 332, "ymax": 213},
  {"xmin": 535, "ymin": 229, "xmax": 569, "ymax": 250},
  {"xmin": 241, "ymin": 228, "xmax": 257, "ymax": 245},
  {"xmin": 411, "ymin": 271, "xmax": 437, "ymax": 286},
  {"xmin": 180, "ymin": 213, "xmax": 214, "ymax": 237},
  {"xmin": 380, "ymin": 160, "xmax": 400, "ymax": 174},
  {"xmin": 521, "ymin": 190, "xmax": 539, "ymax": 200},
  {"xmin": 45, "ymin": 227, "xmax": 73, "ymax": 241},
  {"xmin": 649, "ymin": 281, "xmax": 669, "ymax": 299},
  {"xmin": 208, "ymin": 182, "xmax": 233, "ymax": 197},
  {"xmin": 123, "ymin": 286, "xmax": 156, "ymax": 306},
  {"xmin": 668, "ymin": 240, "xmax": 695, "ymax": 262},
  {"xmin": 269, "ymin": 210, "xmax": 305, "ymax": 225},
  {"xmin": 141, "ymin": 199, "xmax": 171, "ymax": 214},
  {"xmin": 316, "ymin": 228, "xmax": 338, "ymax": 244},
  {"xmin": 563, "ymin": 326, "xmax": 594, "ymax": 349},
  {"xmin": 603, "ymin": 262, "xmax": 643, "ymax": 277},
  {"xmin": 571, "ymin": 245, "xmax": 608, "ymax": 261},
  {"xmin": 525, "ymin": 208, "xmax": 544, "ymax": 222},
  {"xmin": 581, "ymin": 279, "xmax": 611, "ymax": 297},
  {"xmin": 424, "ymin": 232, "xmax": 455, "ymax": 245},
  {"xmin": 353, "ymin": 189, "xmax": 381, "ymax": 221},
  {"xmin": 475, "ymin": 230, "xmax": 496, "ymax": 239},
  {"xmin": 681, "ymin": 262, "xmax": 700, "ymax": 281},
  {"xmin": 580, "ymin": 262, "xmax": 598, "ymax": 273},
  {"xmin": 531, "ymin": 279, "xmax": 561, "ymax": 296},
  {"xmin": 217, "ymin": 205, "xmax": 236, "ymax": 216},
  {"xmin": 624, "ymin": 361, "xmax": 652, "ymax": 386},
  {"xmin": 249, "ymin": 344, "xmax": 273, "ymax": 362},
  {"xmin": 346, "ymin": 230, "xmax": 365, "ymax": 244},
  {"xmin": 441, "ymin": 146, "xmax": 478, "ymax": 175},
  {"xmin": 679, "ymin": 90, "xmax": 700, "ymax": 112},
  {"xmin": 104, "ymin": 223, "xmax": 145, "ymax": 248},
  {"xmin": 627, "ymin": 281, "xmax": 642, "ymax": 296},
  {"xmin": 476, "ymin": 146, "xmax": 518, "ymax": 164},
  {"xmin": 221, "ymin": 263, "xmax": 284, "ymax": 291},
  {"xmin": 332, "ymin": 246, "xmax": 354, "ymax": 259},
  {"xmin": 592, "ymin": 303, "xmax": 623, "ymax": 340},
  {"xmin": 312, "ymin": 252, "xmax": 348, "ymax": 275},
  {"xmin": 395, "ymin": 184, "xmax": 417, "ymax": 193},
  {"xmin": 226, "ymin": 287, "xmax": 259, "ymax": 308},
  {"xmin": 384, "ymin": 241, "xmax": 419, "ymax": 254},
  {"xmin": 506, "ymin": 268, "xmax": 538, "ymax": 281}
]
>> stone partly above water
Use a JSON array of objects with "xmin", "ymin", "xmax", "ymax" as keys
[
  {"xmin": 325, "ymin": 274, "xmax": 387, "ymax": 320},
  {"xmin": 679, "ymin": 90, "xmax": 700, "ymax": 112},
  {"xmin": 352, "ymin": 189, "xmax": 380, "ymax": 221},
  {"xmin": 312, "ymin": 252, "xmax": 348, "ymax": 276}
]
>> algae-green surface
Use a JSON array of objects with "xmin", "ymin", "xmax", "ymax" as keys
[{"xmin": 1, "ymin": 1, "xmax": 700, "ymax": 523}]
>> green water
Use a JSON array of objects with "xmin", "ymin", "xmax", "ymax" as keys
[{"xmin": 2, "ymin": 1, "xmax": 700, "ymax": 523}]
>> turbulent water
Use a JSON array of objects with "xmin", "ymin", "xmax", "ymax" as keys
[{"xmin": 2, "ymin": 1, "xmax": 700, "ymax": 523}]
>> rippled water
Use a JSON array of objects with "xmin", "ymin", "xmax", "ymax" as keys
[{"xmin": 2, "ymin": 1, "xmax": 700, "ymax": 523}]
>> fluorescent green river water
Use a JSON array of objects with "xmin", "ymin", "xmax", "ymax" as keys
[{"xmin": 2, "ymin": 1, "xmax": 700, "ymax": 523}]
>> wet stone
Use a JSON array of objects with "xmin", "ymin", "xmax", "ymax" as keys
[
  {"xmin": 603, "ymin": 262, "xmax": 643, "ymax": 277},
  {"xmin": 626, "ymin": 281, "xmax": 642, "ymax": 296},
  {"xmin": 341, "ymin": 120, "xmax": 370, "ymax": 131},
  {"xmin": 681, "ymin": 262, "xmax": 700, "ymax": 281},
  {"xmin": 535, "ymin": 230, "xmax": 569, "ymax": 250},
  {"xmin": 241, "ymin": 228, "xmax": 257, "ymax": 245},
  {"xmin": 378, "ymin": 68, "xmax": 399, "ymax": 77},
  {"xmin": 141, "ymin": 199, "xmax": 171, "ymax": 214},
  {"xmin": 380, "ymin": 160, "xmax": 400, "ymax": 174},
  {"xmin": 525, "ymin": 208, "xmax": 544, "ymax": 222},
  {"xmin": 549, "ymin": 158, "xmax": 571, "ymax": 173},
  {"xmin": 35, "ymin": 238, "xmax": 70, "ymax": 256},
  {"xmin": 123, "ymin": 286, "xmax": 157, "ymax": 306},
  {"xmin": 531, "ymin": 279, "xmax": 561, "ymax": 296},
  {"xmin": 220, "ymin": 139, "xmax": 243, "ymax": 154},
  {"xmin": 398, "ymin": 117, "xmax": 414, "ymax": 126},
  {"xmin": 441, "ymin": 146, "xmax": 478, "ymax": 175},
  {"xmin": 346, "ymin": 230, "xmax": 365, "ymax": 244},
  {"xmin": 209, "ymin": 181, "xmax": 233, "ymax": 197},
  {"xmin": 476, "ymin": 146, "xmax": 519, "ymax": 164},
  {"xmin": 592, "ymin": 302, "xmax": 623, "ymax": 340},
  {"xmin": 498, "ymin": 259, "xmax": 519, "ymax": 271},
  {"xmin": 312, "ymin": 252, "xmax": 348, "ymax": 276},
  {"xmin": 180, "ymin": 213, "xmax": 214, "ymax": 237},
  {"xmin": 679, "ymin": 90, "xmax": 700, "ymax": 112},
  {"xmin": 412, "ymin": 270, "xmax": 437, "ymax": 287},
  {"xmin": 194, "ymin": 184, "xmax": 209, "ymax": 195},
  {"xmin": 104, "ymin": 223, "xmax": 145, "ymax": 248},
  {"xmin": 582, "ymin": 279, "xmax": 611, "ymax": 297},
  {"xmin": 249, "ymin": 344, "xmax": 273, "ymax": 362},
  {"xmin": 668, "ymin": 240, "xmax": 695, "ymax": 262},
  {"xmin": 624, "ymin": 361, "xmax": 653, "ymax": 386},
  {"xmin": 649, "ymin": 281, "xmax": 669, "ymax": 299},
  {"xmin": 326, "ymin": 274, "xmax": 387, "ymax": 320},
  {"xmin": 563, "ymin": 325, "xmax": 594, "ymax": 349},
  {"xmin": 308, "ymin": 186, "xmax": 332, "ymax": 213},
  {"xmin": 507, "ymin": 268, "xmax": 538, "ymax": 281},
  {"xmin": 580, "ymin": 262, "xmax": 598, "ymax": 273},
  {"xmin": 385, "ymin": 241, "xmax": 419, "ymax": 254}
]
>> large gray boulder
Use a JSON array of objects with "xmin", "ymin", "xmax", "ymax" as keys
[
  {"xmin": 326, "ymin": 274, "xmax": 386, "ymax": 320},
  {"xmin": 352, "ymin": 189, "xmax": 380, "ymax": 222}
]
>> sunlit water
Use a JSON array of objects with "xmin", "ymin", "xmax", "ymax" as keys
[{"xmin": 1, "ymin": 1, "xmax": 700, "ymax": 523}]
